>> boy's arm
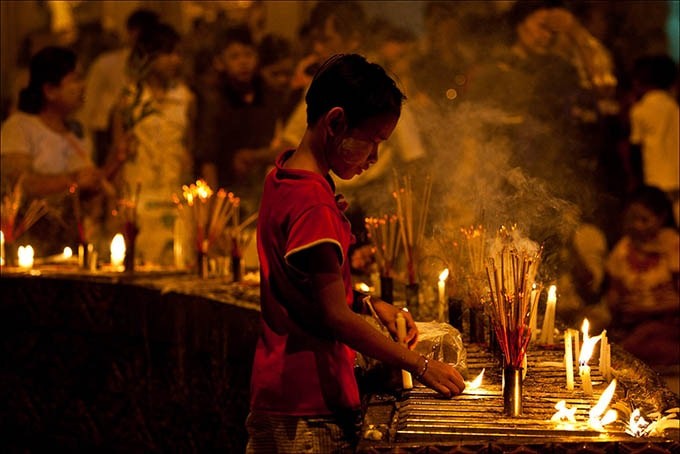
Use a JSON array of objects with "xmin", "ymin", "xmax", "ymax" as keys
[{"xmin": 288, "ymin": 243, "xmax": 465, "ymax": 397}]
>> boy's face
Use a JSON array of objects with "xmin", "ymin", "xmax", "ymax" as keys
[
  {"xmin": 150, "ymin": 50, "xmax": 182, "ymax": 81},
  {"xmin": 328, "ymin": 113, "xmax": 398, "ymax": 180},
  {"xmin": 216, "ymin": 42, "xmax": 258, "ymax": 84}
]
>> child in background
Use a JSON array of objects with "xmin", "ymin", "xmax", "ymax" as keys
[
  {"xmin": 247, "ymin": 54, "xmax": 465, "ymax": 453},
  {"xmin": 605, "ymin": 185, "xmax": 679, "ymax": 366}
]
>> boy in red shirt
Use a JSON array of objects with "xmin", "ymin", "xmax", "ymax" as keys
[{"xmin": 247, "ymin": 54, "xmax": 465, "ymax": 453}]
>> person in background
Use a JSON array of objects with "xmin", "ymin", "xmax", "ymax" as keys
[
  {"xmin": 247, "ymin": 54, "xmax": 465, "ymax": 453},
  {"xmin": 110, "ymin": 22, "xmax": 195, "ymax": 266},
  {"xmin": 277, "ymin": 1, "xmax": 366, "ymax": 151},
  {"xmin": 627, "ymin": 54, "xmax": 679, "ymax": 225},
  {"xmin": 0, "ymin": 46, "xmax": 120, "ymax": 256},
  {"xmin": 257, "ymin": 33, "xmax": 295, "ymax": 120},
  {"xmin": 604, "ymin": 185, "xmax": 679, "ymax": 367},
  {"xmin": 78, "ymin": 9, "xmax": 159, "ymax": 167},
  {"xmin": 195, "ymin": 25, "xmax": 282, "ymax": 212}
]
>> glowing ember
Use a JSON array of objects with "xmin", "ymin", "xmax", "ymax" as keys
[
  {"xmin": 551, "ymin": 400, "xmax": 577, "ymax": 423},
  {"xmin": 588, "ymin": 379, "xmax": 618, "ymax": 431}
]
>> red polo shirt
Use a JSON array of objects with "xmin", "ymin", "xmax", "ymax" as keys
[{"xmin": 250, "ymin": 150, "xmax": 359, "ymax": 415}]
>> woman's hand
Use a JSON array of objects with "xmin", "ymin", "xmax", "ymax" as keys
[
  {"xmin": 415, "ymin": 357, "xmax": 466, "ymax": 398},
  {"xmin": 373, "ymin": 300, "xmax": 418, "ymax": 349}
]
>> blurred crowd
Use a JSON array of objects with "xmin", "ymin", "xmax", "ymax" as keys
[{"xmin": 1, "ymin": 1, "xmax": 678, "ymax": 368}]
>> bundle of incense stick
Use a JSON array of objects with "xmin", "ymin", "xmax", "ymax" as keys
[
  {"xmin": 227, "ymin": 207, "xmax": 258, "ymax": 259},
  {"xmin": 392, "ymin": 172, "xmax": 432, "ymax": 285},
  {"xmin": 1, "ymin": 176, "xmax": 49, "ymax": 244},
  {"xmin": 173, "ymin": 180, "xmax": 239, "ymax": 254},
  {"xmin": 365, "ymin": 214, "xmax": 400, "ymax": 277},
  {"xmin": 461, "ymin": 225, "xmax": 486, "ymax": 276},
  {"xmin": 484, "ymin": 229, "xmax": 542, "ymax": 368}
]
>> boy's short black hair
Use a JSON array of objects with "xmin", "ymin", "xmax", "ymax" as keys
[
  {"xmin": 132, "ymin": 22, "xmax": 180, "ymax": 59},
  {"xmin": 305, "ymin": 54, "xmax": 405, "ymax": 129}
]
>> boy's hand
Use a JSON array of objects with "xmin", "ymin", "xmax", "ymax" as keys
[{"xmin": 373, "ymin": 300, "xmax": 418, "ymax": 349}]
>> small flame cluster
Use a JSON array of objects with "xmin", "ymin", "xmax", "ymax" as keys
[{"xmin": 173, "ymin": 180, "xmax": 240, "ymax": 254}]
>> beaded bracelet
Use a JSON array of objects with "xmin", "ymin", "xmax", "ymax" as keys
[{"xmin": 414, "ymin": 356, "xmax": 429, "ymax": 380}]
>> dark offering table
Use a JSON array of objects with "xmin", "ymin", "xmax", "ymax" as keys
[
  {"xmin": 1, "ymin": 268, "xmax": 261, "ymax": 453},
  {"xmin": 2, "ymin": 268, "xmax": 679, "ymax": 453}
]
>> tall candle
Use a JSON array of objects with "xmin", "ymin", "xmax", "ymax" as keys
[
  {"xmin": 579, "ymin": 364, "xmax": 592, "ymax": 395},
  {"xmin": 437, "ymin": 268, "xmax": 449, "ymax": 323},
  {"xmin": 599, "ymin": 330, "xmax": 611, "ymax": 381},
  {"xmin": 529, "ymin": 287, "xmax": 540, "ymax": 341},
  {"xmin": 0, "ymin": 230, "xmax": 4, "ymax": 266},
  {"xmin": 539, "ymin": 285, "xmax": 557, "ymax": 345},
  {"xmin": 396, "ymin": 312, "xmax": 413, "ymax": 389},
  {"xmin": 18, "ymin": 245, "xmax": 34, "ymax": 269},
  {"xmin": 564, "ymin": 329, "xmax": 574, "ymax": 390}
]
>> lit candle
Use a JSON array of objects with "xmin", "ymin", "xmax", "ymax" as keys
[
  {"xmin": 578, "ymin": 318, "xmax": 602, "ymax": 396},
  {"xmin": 438, "ymin": 268, "xmax": 449, "ymax": 323},
  {"xmin": 564, "ymin": 329, "xmax": 574, "ymax": 390},
  {"xmin": 0, "ymin": 230, "xmax": 4, "ymax": 266},
  {"xmin": 539, "ymin": 285, "xmax": 557, "ymax": 345},
  {"xmin": 396, "ymin": 312, "xmax": 413, "ymax": 389},
  {"xmin": 110, "ymin": 233, "xmax": 126, "ymax": 270},
  {"xmin": 18, "ymin": 245, "xmax": 34, "ymax": 269},
  {"xmin": 529, "ymin": 285, "xmax": 540, "ymax": 341}
]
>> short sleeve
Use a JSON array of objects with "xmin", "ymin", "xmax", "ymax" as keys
[
  {"xmin": 285, "ymin": 204, "xmax": 346, "ymax": 267},
  {"xmin": 0, "ymin": 115, "xmax": 31, "ymax": 157}
]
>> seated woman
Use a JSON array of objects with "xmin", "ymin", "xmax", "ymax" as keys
[
  {"xmin": 0, "ymin": 46, "xmax": 122, "ymax": 256},
  {"xmin": 604, "ymin": 185, "xmax": 679, "ymax": 366}
]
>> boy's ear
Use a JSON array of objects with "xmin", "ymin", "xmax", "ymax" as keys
[{"xmin": 325, "ymin": 107, "xmax": 347, "ymax": 137}]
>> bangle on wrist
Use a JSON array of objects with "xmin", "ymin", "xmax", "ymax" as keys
[{"xmin": 414, "ymin": 355, "xmax": 429, "ymax": 380}]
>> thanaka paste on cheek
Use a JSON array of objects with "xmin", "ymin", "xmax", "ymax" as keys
[{"xmin": 338, "ymin": 137, "xmax": 372, "ymax": 164}]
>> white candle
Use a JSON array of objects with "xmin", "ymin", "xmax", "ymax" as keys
[
  {"xmin": 564, "ymin": 329, "xmax": 574, "ymax": 390},
  {"xmin": 18, "ymin": 245, "xmax": 34, "ymax": 269},
  {"xmin": 572, "ymin": 328, "xmax": 580, "ymax": 363},
  {"xmin": 579, "ymin": 364, "xmax": 592, "ymax": 395},
  {"xmin": 396, "ymin": 312, "xmax": 413, "ymax": 389},
  {"xmin": 437, "ymin": 268, "xmax": 449, "ymax": 323},
  {"xmin": 578, "ymin": 319, "xmax": 601, "ymax": 396},
  {"xmin": 529, "ymin": 287, "xmax": 540, "ymax": 341},
  {"xmin": 110, "ymin": 233, "xmax": 126, "ymax": 270},
  {"xmin": 0, "ymin": 230, "xmax": 4, "ymax": 266},
  {"xmin": 539, "ymin": 285, "xmax": 557, "ymax": 345}
]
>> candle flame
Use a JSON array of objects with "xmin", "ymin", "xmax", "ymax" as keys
[
  {"xmin": 547, "ymin": 284, "xmax": 557, "ymax": 302},
  {"xmin": 466, "ymin": 368, "xmax": 484, "ymax": 389},
  {"xmin": 110, "ymin": 233, "xmax": 126, "ymax": 267},
  {"xmin": 439, "ymin": 268, "xmax": 449, "ymax": 282},
  {"xmin": 551, "ymin": 400, "xmax": 577, "ymax": 423},
  {"xmin": 588, "ymin": 379, "xmax": 617, "ymax": 431},
  {"xmin": 18, "ymin": 245, "xmax": 34, "ymax": 268},
  {"xmin": 63, "ymin": 246, "xmax": 73, "ymax": 259},
  {"xmin": 579, "ymin": 318, "xmax": 602, "ymax": 365},
  {"xmin": 357, "ymin": 282, "xmax": 370, "ymax": 293}
]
